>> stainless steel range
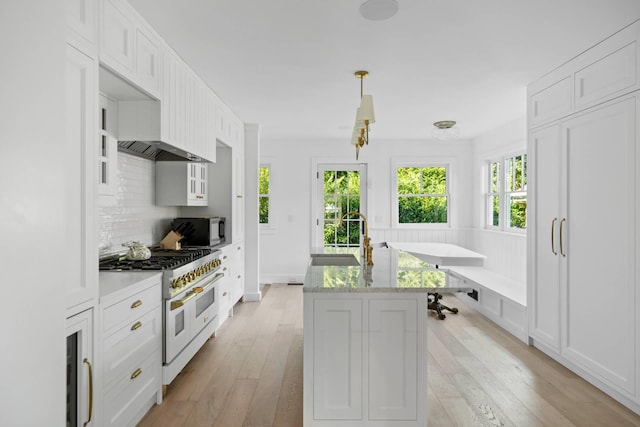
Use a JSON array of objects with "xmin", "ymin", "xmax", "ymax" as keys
[{"xmin": 99, "ymin": 248, "xmax": 224, "ymax": 385}]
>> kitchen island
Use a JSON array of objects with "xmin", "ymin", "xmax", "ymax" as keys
[{"xmin": 303, "ymin": 247, "xmax": 471, "ymax": 427}]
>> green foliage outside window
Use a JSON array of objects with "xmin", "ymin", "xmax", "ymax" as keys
[
  {"xmin": 259, "ymin": 166, "xmax": 270, "ymax": 224},
  {"xmin": 323, "ymin": 171, "xmax": 362, "ymax": 247},
  {"xmin": 506, "ymin": 155, "xmax": 527, "ymax": 229},
  {"xmin": 397, "ymin": 166, "xmax": 448, "ymax": 224}
]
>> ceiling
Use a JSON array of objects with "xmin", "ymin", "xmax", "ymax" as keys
[{"xmin": 128, "ymin": 0, "xmax": 640, "ymax": 142}]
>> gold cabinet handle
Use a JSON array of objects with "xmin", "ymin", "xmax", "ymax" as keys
[
  {"xmin": 170, "ymin": 290, "xmax": 197, "ymax": 311},
  {"xmin": 551, "ymin": 218, "xmax": 558, "ymax": 255},
  {"xmin": 223, "ymin": 255, "xmax": 227, "ymax": 260},
  {"xmin": 131, "ymin": 321, "xmax": 142, "ymax": 331},
  {"xmin": 559, "ymin": 218, "xmax": 566, "ymax": 257},
  {"xmin": 131, "ymin": 368, "xmax": 142, "ymax": 380},
  {"xmin": 131, "ymin": 300, "xmax": 142, "ymax": 309},
  {"xmin": 83, "ymin": 358, "xmax": 93, "ymax": 427}
]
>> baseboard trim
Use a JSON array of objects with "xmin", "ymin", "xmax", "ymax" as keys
[{"xmin": 243, "ymin": 291, "xmax": 262, "ymax": 302}]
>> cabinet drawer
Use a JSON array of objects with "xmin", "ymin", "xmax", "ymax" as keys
[
  {"xmin": 103, "ymin": 307, "xmax": 161, "ymax": 387},
  {"xmin": 103, "ymin": 351, "xmax": 161, "ymax": 427},
  {"xmin": 103, "ymin": 284, "xmax": 160, "ymax": 333}
]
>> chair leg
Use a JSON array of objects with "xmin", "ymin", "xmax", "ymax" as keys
[{"xmin": 428, "ymin": 293, "xmax": 459, "ymax": 320}]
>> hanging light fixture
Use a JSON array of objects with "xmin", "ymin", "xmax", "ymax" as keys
[{"xmin": 352, "ymin": 70, "xmax": 375, "ymax": 160}]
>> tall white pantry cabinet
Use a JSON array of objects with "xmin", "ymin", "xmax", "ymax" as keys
[{"xmin": 528, "ymin": 20, "xmax": 640, "ymax": 410}]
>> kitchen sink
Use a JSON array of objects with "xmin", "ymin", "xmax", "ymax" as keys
[{"xmin": 309, "ymin": 253, "xmax": 360, "ymax": 266}]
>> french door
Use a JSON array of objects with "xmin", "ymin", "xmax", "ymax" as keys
[{"xmin": 314, "ymin": 164, "xmax": 367, "ymax": 249}]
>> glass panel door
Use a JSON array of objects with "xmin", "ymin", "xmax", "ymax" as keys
[{"xmin": 316, "ymin": 164, "xmax": 367, "ymax": 249}]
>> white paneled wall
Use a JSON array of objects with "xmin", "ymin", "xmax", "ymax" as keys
[
  {"xmin": 98, "ymin": 152, "xmax": 178, "ymax": 254},
  {"xmin": 463, "ymin": 228, "xmax": 527, "ymax": 283}
]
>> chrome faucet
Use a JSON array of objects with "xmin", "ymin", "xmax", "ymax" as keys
[{"xmin": 338, "ymin": 211, "xmax": 373, "ymax": 266}]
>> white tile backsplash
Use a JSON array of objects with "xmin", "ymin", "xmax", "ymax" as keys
[{"xmin": 98, "ymin": 152, "xmax": 178, "ymax": 255}]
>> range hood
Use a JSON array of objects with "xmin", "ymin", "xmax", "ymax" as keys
[
  {"xmin": 117, "ymin": 140, "xmax": 205, "ymax": 162},
  {"xmin": 116, "ymin": 100, "xmax": 208, "ymax": 162}
]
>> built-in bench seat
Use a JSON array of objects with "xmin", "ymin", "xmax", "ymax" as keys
[{"xmin": 447, "ymin": 266, "xmax": 528, "ymax": 343}]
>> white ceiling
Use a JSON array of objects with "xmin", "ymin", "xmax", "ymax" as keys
[{"xmin": 128, "ymin": 0, "xmax": 640, "ymax": 142}]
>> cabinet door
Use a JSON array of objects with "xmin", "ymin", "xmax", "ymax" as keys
[
  {"xmin": 561, "ymin": 96, "xmax": 637, "ymax": 395},
  {"xmin": 65, "ymin": 45, "xmax": 97, "ymax": 310},
  {"xmin": 368, "ymin": 299, "xmax": 418, "ymax": 421},
  {"xmin": 135, "ymin": 27, "xmax": 160, "ymax": 96},
  {"xmin": 529, "ymin": 124, "xmax": 562, "ymax": 352},
  {"xmin": 233, "ymin": 140, "xmax": 245, "ymax": 241},
  {"xmin": 313, "ymin": 299, "xmax": 363, "ymax": 420},
  {"xmin": 66, "ymin": 309, "xmax": 94, "ymax": 427},
  {"xmin": 66, "ymin": 0, "xmax": 96, "ymax": 53},
  {"xmin": 101, "ymin": 0, "xmax": 135, "ymax": 74}
]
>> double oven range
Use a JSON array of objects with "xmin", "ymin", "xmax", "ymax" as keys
[{"xmin": 99, "ymin": 248, "xmax": 223, "ymax": 384}]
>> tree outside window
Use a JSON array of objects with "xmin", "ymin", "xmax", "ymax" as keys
[
  {"xmin": 486, "ymin": 154, "xmax": 527, "ymax": 231},
  {"xmin": 259, "ymin": 166, "xmax": 270, "ymax": 224},
  {"xmin": 397, "ymin": 166, "xmax": 448, "ymax": 224}
]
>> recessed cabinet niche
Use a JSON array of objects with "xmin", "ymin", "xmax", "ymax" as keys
[{"xmin": 155, "ymin": 161, "xmax": 208, "ymax": 206}]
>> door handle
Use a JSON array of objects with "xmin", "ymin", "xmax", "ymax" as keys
[
  {"xmin": 83, "ymin": 358, "xmax": 93, "ymax": 426},
  {"xmin": 551, "ymin": 217, "xmax": 558, "ymax": 255},
  {"xmin": 559, "ymin": 218, "xmax": 566, "ymax": 257}
]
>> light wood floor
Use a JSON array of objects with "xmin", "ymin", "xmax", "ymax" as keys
[{"xmin": 138, "ymin": 284, "xmax": 640, "ymax": 427}]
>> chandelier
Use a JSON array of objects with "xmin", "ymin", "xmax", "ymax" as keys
[{"xmin": 350, "ymin": 70, "xmax": 375, "ymax": 160}]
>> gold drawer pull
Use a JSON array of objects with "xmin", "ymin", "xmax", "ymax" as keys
[
  {"xmin": 223, "ymin": 267, "xmax": 227, "ymax": 271},
  {"xmin": 223, "ymin": 255, "xmax": 227, "ymax": 260},
  {"xmin": 223, "ymin": 292, "xmax": 228, "ymax": 297},
  {"xmin": 131, "ymin": 321, "xmax": 142, "ymax": 331},
  {"xmin": 131, "ymin": 300, "xmax": 142, "ymax": 309},
  {"xmin": 131, "ymin": 368, "xmax": 142, "ymax": 380}
]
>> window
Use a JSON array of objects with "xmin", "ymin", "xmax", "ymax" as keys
[
  {"xmin": 487, "ymin": 154, "xmax": 527, "ymax": 231},
  {"xmin": 396, "ymin": 165, "xmax": 449, "ymax": 225},
  {"xmin": 259, "ymin": 165, "xmax": 270, "ymax": 224}
]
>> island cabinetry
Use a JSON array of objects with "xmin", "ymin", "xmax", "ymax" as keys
[
  {"xmin": 303, "ymin": 292, "xmax": 425, "ymax": 426},
  {"xmin": 99, "ymin": 272, "xmax": 163, "ymax": 427}
]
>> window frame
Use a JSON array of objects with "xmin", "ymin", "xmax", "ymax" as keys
[
  {"xmin": 485, "ymin": 152, "xmax": 527, "ymax": 233},
  {"xmin": 259, "ymin": 164, "xmax": 271, "ymax": 228},
  {"xmin": 392, "ymin": 160, "xmax": 451, "ymax": 228}
]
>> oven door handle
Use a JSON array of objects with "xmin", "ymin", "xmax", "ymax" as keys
[
  {"xmin": 170, "ymin": 290, "xmax": 198, "ymax": 311},
  {"xmin": 193, "ymin": 272, "xmax": 224, "ymax": 294}
]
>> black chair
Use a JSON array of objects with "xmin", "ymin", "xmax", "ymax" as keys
[{"xmin": 427, "ymin": 292, "xmax": 458, "ymax": 320}]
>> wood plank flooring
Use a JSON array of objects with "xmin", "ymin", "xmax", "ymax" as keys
[{"xmin": 138, "ymin": 284, "xmax": 640, "ymax": 427}]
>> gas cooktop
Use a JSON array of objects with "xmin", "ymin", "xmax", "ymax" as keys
[{"xmin": 99, "ymin": 248, "xmax": 213, "ymax": 271}]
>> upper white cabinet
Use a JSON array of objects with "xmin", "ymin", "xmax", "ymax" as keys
[
  {"xmin": 66, "ymin": 0, "xmax": 98, "ymax": 55},
  {"xmin": 156, "ymin": 161, "xmax": 208, "ymax": 206},
  {"xmin": 528, "ymin": 21, "xmax": 640, "ymax": 128},
  {"xmin": 528, "ymin": 20, "xmax": 640, "ymax": 408},
  {"xmin": 65, "ymin": 44, "xmax": 98, "ymax": 313},
  {"xmin": 160, "ymin": 50, "xmax": 217, "ymax": 162},
  {"xmin": 98, "ymin": 94, "xmax": 118, "ymax": 200},
  {"xmin": 100, "ymin": 0, "xmax": 161, "ymax": 99}
]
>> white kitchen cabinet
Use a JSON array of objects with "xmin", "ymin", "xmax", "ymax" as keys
[
  {"xmin": 217, "ymin": 242, "xmax": 244, "ymax": 326},
  {"xmin": 100, "ymin": 273, "xmax": 162, "ymax": 427},
  {"xmin": 528, "ymin": 23, "xmax": 640, "ymax": 409},
  {"xmin": 66, "ymin": 308, "xmax": 95, "ymax": 427},
  {"xmin": 304, "ymin": 293, "xmax": 425, "ymax": 426},
  {"xmin": 232, "ymin": 132, "xmax": 245, "ymax": 242},
  {"xmin": 66, "ymin": 0, "xmax": 97, "ymax": 56},
  {"xmin": 65, "ymin": 43, "xmax": 98, "ymax": 313},
  {"xmin": 156, "ymin": 161, "xmax": 207, "ymax": 206},
  {"xmin": 100, "ymin": 0, "xmax": 162, "ymax": 99},
  {"xmin": 159, "ymin": 49, "xmax": 216, "ymax": 162},
  {"xmin": 98, "ymin": 94, "xmax": 118, "ymax": 200},
  {"xmin": 528, "ymin": 20, "xmax": 640, "ymax": 128}
]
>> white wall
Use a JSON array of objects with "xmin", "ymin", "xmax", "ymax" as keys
[
  {"xmin": 260, "ymin": 137, "xmax": 474, "ymax": 283},
  {"xmin": 467, "ymin": 117, "xmax": 528, "ymax": 283},
  {"xmin": 98, "ymin": 152, "xmax": 179, "ymax": 254},
  {"xmin": 0, "ymin": 2, "xmax": 66, "ymax": 425}
]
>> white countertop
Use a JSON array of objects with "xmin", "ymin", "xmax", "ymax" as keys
[
  {"xmin": 387, "ymin": 242, "xmax": 486, "ymax": 266},
  {"xmin": 304, "ymin": 247, "xmax": 474, "ymax": 293},
  {"xmin": 99, "ymin": 271, "xmax": 163, "ymax": 299}
]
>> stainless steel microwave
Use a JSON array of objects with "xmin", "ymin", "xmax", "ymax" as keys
[{"xmin": 172, "ymin": 217, "xmax": 225, "ymax": 246}]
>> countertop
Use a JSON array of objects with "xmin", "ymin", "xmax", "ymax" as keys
[
  {"xmin": 99, "ymin": 271, "xmax": 163, "ymax": 299},
  {"xmin": 304, "ymin": 247, "xmax": 474, "ymax": 293}
]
